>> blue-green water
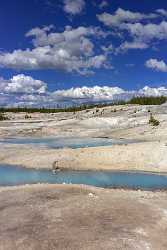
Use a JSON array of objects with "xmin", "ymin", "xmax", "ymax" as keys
[
  {"xmin": 1, "ymin": 165, "xmax": 167, "ymax": 190},
  {"xmin": 0, "ymin": 137, "xmax": 139, "ymax": 149}
]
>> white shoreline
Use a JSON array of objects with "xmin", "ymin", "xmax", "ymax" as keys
[{"xmin": 0, "ymin": 140, "xmax": 167, "ymax": 173}]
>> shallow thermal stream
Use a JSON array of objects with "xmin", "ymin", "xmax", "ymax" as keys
[
  {"xmin": 1, "ymin": 165, "xmax": 167, "ymax": 190},
  {"xmin": 0, "ymin": 136, "xmax": 141, "ymax": 149}
]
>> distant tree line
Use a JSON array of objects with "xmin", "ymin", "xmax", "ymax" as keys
[
  {"xmin": 0, "ymin": 96, "xmax": 166, "ymax": 114},
  {"xmin": 0, "ymin": 102, "xmax": 126, "ymax": 114},
  {"xmin": 128, "ymin": 96, "xmax": 167, "ymax": 105}
]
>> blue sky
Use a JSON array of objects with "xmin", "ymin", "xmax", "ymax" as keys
[{"xmin": 1, "ymin": 0, "xmax": 167, "ymax": 106}]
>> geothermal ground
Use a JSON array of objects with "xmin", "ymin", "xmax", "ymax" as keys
[
  {"xmin": 1, "ymin": 104, "xmax": 167, "ymax": 249},
  {"xmin": 1, "ymin": 184, "xmax": 167, "ymax": 250}
]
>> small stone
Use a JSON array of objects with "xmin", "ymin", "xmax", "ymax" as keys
[{"xmin": 88, "ymin": 193, "xmax": 94, "ymax": 197}]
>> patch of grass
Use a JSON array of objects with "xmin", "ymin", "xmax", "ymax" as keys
[
  {"xmin": 0, "ymin": 113, "xmax": 9, "ymax": 121},
  {"xmin": 25, "ymin": 114, "xmax": 32, "ymax": 119},
  {"xmin": 149, "ymin": 113, "xmax": 160, "ymax": 126}
]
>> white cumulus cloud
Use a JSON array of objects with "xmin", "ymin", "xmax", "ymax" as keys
[
  {"xmin": 156, "ymin": 9, "xmax": 167, "ymax": 17},
  {"xmin": 145, "ymin": 59, "xmax": 167, "ymax": 72},
  {"xmin": 63, "ymin": 0, "xmax": 85, "ymax": 15},
  {"xmin": 139, "ymin": 86, "xmax": 167, "ymax": 96},
  {"xmin": 0, "ymin": 74, "xmax": 47, "ymax": 94},
  {"xmin": 97, "ymin": 8, "xmax": 167, "ymax": 52},
  {"xmin": 54, "ymin": 86, "xmax": 125, "ymax": 102},
  {"xmin": 1, "ymin": 75, "xmax": 167, "ymax": 107},
  {"xmin": 117, "ymin": 41, "xmax": 148, "ymax": 53},
  {"xmin": 99, "ymin": 1, "xmax": 108, "ymax": 9},
  {"xmin": 0, "ymin": 26, "xmax": 109, "ymax": 75},
  {"xmin": 97, "ymin": 8, "xmax": 158, "ymax": 28},
  {"xmin": 124, "ymin": 21, "xmax": 167, "ymax": 41}
]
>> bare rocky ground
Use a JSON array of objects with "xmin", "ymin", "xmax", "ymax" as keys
[
  {"xmin": 1, "ymin": 104, "xmax": 167, "ymax": 172},
  {"xmin": 0, "ymin": 184, "xmax": 167, "ymax": 250},
  {"xmin": 0, "ymin": 104, "xmax": 167, "ymax": 139}
]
